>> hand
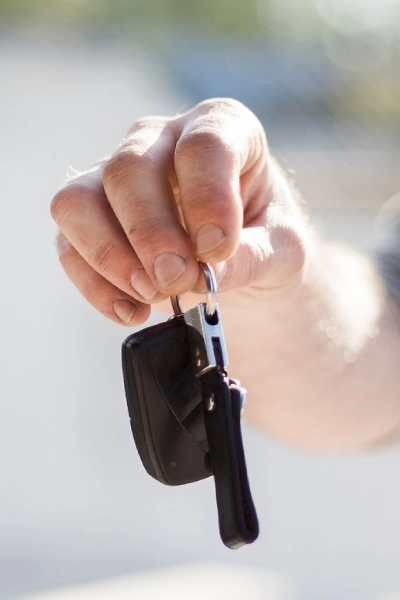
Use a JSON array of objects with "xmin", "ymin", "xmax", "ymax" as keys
[
  {"xmin": 51, "ymin": 98, "xmax": 309, "ymax": 326},
  {"xmin": 51, "ymin": 98, "xmax": 400, "ymax": 449}
]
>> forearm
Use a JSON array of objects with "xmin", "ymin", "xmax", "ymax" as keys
[{"xmin": 220, "ymin": 240, "xmax": 400, "ymax": 450}]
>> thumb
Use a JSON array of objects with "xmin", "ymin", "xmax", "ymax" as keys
[
  {"xmin": 218, "ymin": 222, "xmax": 307, "ymax": 295},
  {"xmin": 217, "ymin": 163, "xmax": 310, "ymax": 295}
]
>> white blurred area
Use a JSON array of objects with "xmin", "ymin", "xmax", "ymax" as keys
[
  {"xmin": 20, "ymin": 563, "xmax": 294, "ymax": 600},
  {"xmin": 1, "ymin": 18, "xmax": 400, "ymax": 600}
]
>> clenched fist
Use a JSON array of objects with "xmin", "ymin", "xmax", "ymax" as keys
[{"xmin": 51, "ymin": 98, "xmax": 307, "ymax": 326}]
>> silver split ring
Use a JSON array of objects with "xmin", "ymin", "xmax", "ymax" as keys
[
  {"xmin": 170, "ymin": 262, "xmax": 217, "ymax": 319},
  {"xmin": 199, "ymin": 262, "xmax": 217, "ymax": 319}
]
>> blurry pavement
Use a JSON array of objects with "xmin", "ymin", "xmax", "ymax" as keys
[{"xmin": 1, "ymin": 29, "xmax": 400, "ymax": 600}]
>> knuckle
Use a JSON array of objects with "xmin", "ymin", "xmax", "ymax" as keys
[
  {"xmin": 196, "ymin": 97, "xmax": 245, "ymax": 117},
  {"xmin": 102, "ymin": 151, "xmax": 133, "ymax": 189},
  {"xmin": 51, "ymin": 167, "xmax": 103, "ymax": 224},
  {"xmin": 91, "ymin": 241, "xmax": 120, "ymax": 273},
  {"xmin": 176, "ymin": 126, "xmax": 228, "ymax": 160},
  {"xmin": 50, "ymin": 184, "xmax": 86, "ymax": 227},
  {"xmin": 128, "ymin": 115, "xmax": 168, "ymax": 133},
  {"xmin": 50, "ymin": 188, "xmax": 70, "ymax": 222},
  {"xmin": 193, "ymin": 98, "xmax": 266, "ymax": 152},
  {"xmin": 102, "ymin": 146, "xmax": 150, "ymax": 193},
  {"xmin": 127, "ymin": 216, "xmax": 167, "ymax": 250}
]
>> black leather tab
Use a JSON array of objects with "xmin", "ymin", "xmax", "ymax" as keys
[{"xmin": 201, "ymin": 370, "xmax": 259, "ymax": 549}]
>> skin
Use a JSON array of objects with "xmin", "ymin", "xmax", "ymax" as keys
[{"xmin": 51, "ymin": 98, "xmax": 400, "ymax": 451}]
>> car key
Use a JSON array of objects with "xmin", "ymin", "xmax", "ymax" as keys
[
  {"xmin": 184, "ymin": 264, "xmax": 259, "ymax": 548},
  {"xmin": 122, "ymin": 313, "xmax": 211, "ymax": 486},
  {"xmin": 121, "ymin": 263, "xmax": 259, "ymax": 548}
]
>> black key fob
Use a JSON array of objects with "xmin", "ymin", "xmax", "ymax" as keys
[
  {"xmin": 122, "ymin": 316, "xmax": 212, "ymax": 486},
  {"xmin": 121, "ymin": 264, "xmax": 259, "ymax": 549}
]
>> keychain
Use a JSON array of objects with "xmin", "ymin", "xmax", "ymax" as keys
[{"xmin": 122, "ymin": 263, "xmax": 259, "ymax": 548}]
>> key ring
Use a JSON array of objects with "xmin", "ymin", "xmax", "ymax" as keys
[
  {"xmin": 200, "ymin": 262, "xmax": 217, "ymax": 319},
  {"xmin": 171, "ymin": 262, "xmax": 217, "ymax": 319}
]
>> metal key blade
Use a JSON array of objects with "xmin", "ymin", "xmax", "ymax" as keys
[{"xmin": 184, "ymin": 303, "xmax": 228, "ymax": 375}]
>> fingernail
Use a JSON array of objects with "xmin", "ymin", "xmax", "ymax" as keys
[
  {"xmin": 113, "ymin": 300, "xmax": 136, "ymax": 324},
  {"xmin": 154, "ymin": 253, "xmax": 186, "ymax": 288},
  {"xmin": 131, "ymin": 269, "xmax": 158, "ymax": 300},
  {"xmin": 196, "ymin": 224, "xmax": 225, "ymax": 255}
]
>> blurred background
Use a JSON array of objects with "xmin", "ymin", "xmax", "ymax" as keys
[{"xmin": 1, "ymin": 1, "xmax": 400, "ymax": 599}]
